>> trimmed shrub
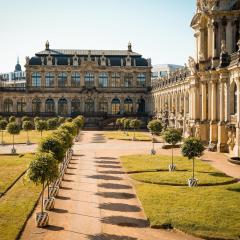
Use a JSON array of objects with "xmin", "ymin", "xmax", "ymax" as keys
[
  {"xmin": 9, "ymin": 116, "xmax": 16, "ymax": 122},
  {"xmin": 47, "ymin": 118, "xmax": 59, "ymax": 130}
]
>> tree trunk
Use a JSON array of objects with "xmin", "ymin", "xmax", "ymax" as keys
[
  {"xmin": 41, "ymin": 131, "xmax": 42, "ymax": 138},
  {"xmin": 192, "ymin": 157, "xmax": 195, "ymax": 179},
  {"xmin": 171, "ymin": 147, "xmax": 173, "ymax": 166},
  {"xmin": 13, "ymin": 135, "xmax": 15, "ymax": 150},
  {"xmin": 27, "ymin": 131, "xmax": 29, "ymax": 143},
  {"xmin": 1, "ymin": 130, "xmax": 3, "ymax": 144},
  {"xmin": 134, "ymin": 128, "xmax": 135, "ymax": 139},
  {"xmin": 152, "ymin": 134, "xmax": 154, "ymax": 150},
  {"xmin": 41, "ymin": 182, "xmax": 45, "ymax": 214}
]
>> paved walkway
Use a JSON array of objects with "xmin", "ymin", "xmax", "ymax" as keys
[{"xmin": 21, "ymin": 131, "xmax": 201, "ymax": 240}]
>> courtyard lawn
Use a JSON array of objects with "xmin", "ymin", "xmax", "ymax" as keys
[
  {"xmin": 121, "ymin": 154, "xmax": 240, "ymax": 239},
  {"xmin": 105, "ymin": 131, "xmax": 152, "ymax": 141},
  {"xmin": 0, "ymin": 153, "xmax": 34, "ymax": 194},
  {"xmin": 1, "ymin": 130, "xmax": 53, "ymax": 145},
  {"xmin": 0, "ymin": 176, "xmax": 41, "ymax": 240}
]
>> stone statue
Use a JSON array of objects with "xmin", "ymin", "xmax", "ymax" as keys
[
  {"xmin": 197, "ymin": 0, "xmax": 217, "ymax": 12},
  {"xmin": 221, "ymin": 40, "xmax": 227, "ymax": 54},
  {"xmin": 41, "ymin": 57, "xmax": 44, "ymax": 65},
  {"xmin": 195, "ymin": 125, "xmax": 200, "ymax": 139},
  {"xmin": 227, "ymin": 131, "xmax": 236, "ymax": 151},
  {"xmin": 188, "ymin": 56, "xmax": 197, "ymax": 75},
  {"xmin": 237, "ymin": 39, "xmax": 240, "ymax": 51},
  {"xmin": 25, "ymin": 56, "xmax": 30, "ymax": 65}
]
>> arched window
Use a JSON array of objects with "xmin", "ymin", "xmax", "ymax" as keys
[
  {"xmin": 111, "ymin": 73, "xmax": 120, "ymax": 87},
  {"xmin": 234, "ymin": 84, "xmax": 237, "ymax": 114},
  {"xmin": 58, "ymin": 98, "xmax": 68, "ymax": 115},
  {"xmin": 124, "ymin": 73, "xmax": 133, "ymax": 87},
  {"xmin": 4, "ymin": 99, "xmax": 13, "ymax": 113},
  {"xmin": 71, "ymin": 72, "xmax": 80, "ymax": 87},
  {"xmin": 71, "ymin": 98, "xmax": 81, "ymax": 114},
  {"xmin": 111, "ymin": 98, "xmax": 120, "ymax": 115},
  {"xmin": 32, "ymin": 98, "xmax": 41, "ymax": 113},
  {"xmin": 124, "ymin": 98, "xmax": 133, "ymax": 113},
  {"xmin": 99, "ymin": 73, "xmax": 108, "ymax": 88},
  {"xmin": 137, "ymin": 98, "xmax": 145, "ymax": 113},
  {"xmin": 85, "ymin": 73, "xmax": 94, "ymax": 87},
  {"xmin": 99, "ymin": 99, "xmax": 108, "ymax": 113},
  {"xmin": 45, "ymin": 73, "xmax": 54, "ymax": 87},
  {"xmin": 45, "ymin": 98, "xmax": 55, "ymax": 113},
  {"xmin": 58, "ymin": 72, "xmax": 67, "ymax": 87},
  {"xmin": 137, "ymin": 73, "xmax": 146, "ymax": 87},
  {"xmin": 17, "ymin": 99, "xmax": 26, "ymax": 113},
  {"xmin": 32, "ymin": 72, "xmax": 41, "ymax": 87},
  {"xmin": 85, "ymin": 98, "xmax": 94, "ymax": 112}
]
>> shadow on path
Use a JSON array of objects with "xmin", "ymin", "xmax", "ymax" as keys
[
  {"xmin": 97, "ymin": 192, "xmax": 135, "ymax": 199},
  {"xmin": 88, "ymin": 174, "xmax": 122, "ymax": 181},
  {"xmin": 98, "ymin": 183, "xmax": 131, "ymax": 190},
  {"xmin": 88, "ymin": 233, "xmax": 138, "ymax": 240},
  {"xmin": 99, "ymin": 203, "xmax": 141, "ymax": 212}
]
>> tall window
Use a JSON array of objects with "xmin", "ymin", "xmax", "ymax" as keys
[
  {"xmin": 32, "ymin": 98, "xmax": 41, "ymax": 113},
  {"xmin": 124, "ymin": 98, "xmax": 133, "ymax": 113},
  {"xmin": 111, "ymin": 73, "xmax": 121, "ymax": 87},
  {"xmin": 124, "ymin": 73, "xmax": 133, "ymax": 87},
  {"xmin": 99, "ymin": 73, "xmax": 108, "ymax": 88},
  {"xmin": 71, "ymin": 72, "xmax": 80, "ymax": 87},
  {"xmin": 32, "ymin": 73, "xmax": 41, "ymax": 87},
  {"xmin": 4, "ymin": 99, "xmax": 13, "ymax": 112},
  {"xmin": 85, "ymin": 98, "xmax": 94, "ymax": 112},
  {"xmin": 45, "ymin": 99, "xmax": 55, "ymax": 113},
  {"xmin": 17, "ymin": 100, "xmax": 26, "ymax": 113},
  {"xmin": 137, "ymin": 73, "xmax": 146, "ymax": 87},
  {"xmin": 137, "ymin": 98, "xmax": 145, "ymax": 113},
  {"xmin": 111, "ymin": 98, "xmax": 120, "ymax": 115},
  {"xmin": 58, "ymin": 98, "xmax": 68, "ymax": 115},
  {"xmin": 99, "ymin": 100, "xmax": 108, "ymax": 113},
  {"xmin": 234, "ymin": 84, "xmax": 237, "ymax": 114},
  {"xmin": 85, "ymin": 73, "xmax": 94, "ymax": 87},
  {"xmin": 45, "ymin": 73, "xmax": 54, "ymax": 87},
  {"xmin": 71, "ymin": 98, "xmax": 81, "ymax": 114},
  {"xmin": 58, "ymin": 72, "xmax": 67, "ymax": 87}
]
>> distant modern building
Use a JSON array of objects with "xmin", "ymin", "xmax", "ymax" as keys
[
  {"xmin": 0, "ymin": 58, "xmax": 26, "ymax": 88},
  {"xmin": 151, "ymin": 64, "xmax": 183, "ymax": 80}
]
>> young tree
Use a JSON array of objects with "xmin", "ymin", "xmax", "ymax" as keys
[
  {"xmin": 181, "ymin": 137, "xmax": 204, "ymax": 187},
  {"xmin": 58, "ymin": 117, "xmax": 65, "ymax": 125},
  {"xmin": 0, "ymin": 120, "xmax": 8, "ymax": 145},
  {"xmin": 21, "ymin": 116, "xmax": 31, "ymax": 122},
  {"xmin": 9, "ymin": 116, "xmax": 16, "ymax": 123},
  {"xmin": 163, "ymin": 128, "xmax": 182, "ymax": 171},
  {"xmin": 130, "ymin": 119, "xmax": 141, "ymax": 140},
  {"xmin": 22, "ymin": 120, "xmax": 34, "ymax": 145},
  {"xmin": 34, "ymin": 117, "xmax": 40, "ymax": 124},
  {"xmin": 35, "ymin": 120, "xmax": 48, "ymax": 138},
  {"xmin": 123, "ymin": 119, "xmax": 130, "ymax": 136},
  {"xmin": 147, "ymin": 120, "xmax": 162, "ymax": 155},
  {"xmin": 120, "ymin": 118, "xmax": 126, "ymax": 133},
  {"xmin": 47, "ymin": 118, "xmax": 59, "ymax": 130},
  {"xmin": 65, "ymin": 117, "xmax": 73, "ymax": 122},
  {"xmin": 27, "ymin": 152, "xmax": 59, "ymax": 227},
  {"xmin": 116, "ymin": 118, "xmax": 122, "ymax": 131},
  {"xmin": 6, "ymin": 122, "xmax": 20, "ymax": 154},
  {"xmin": 53, "ymin": 129, "xmax": 74, "ymax": 150},
  {"xmin": 60, "ymin": 122, "xmax": 78, "ymax": 137}
]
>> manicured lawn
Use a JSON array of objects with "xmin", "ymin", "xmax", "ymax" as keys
[
  {"xmin": 1, "ymin": 130, "xmax": 53, "ymax": 145},
  {"xmin": 0, "ymin": 153, "xmax": 34, "ymax": 193},
  {"xmin": 121, "ymin": 154, "xmax": 240, "ymax": 239},
  {"xmin": 0, "ymin": 176, "xmax": 41, "ymax": 240},
  {"xmin": 105, "ymin": 131, "xmax": 151, "ymax": 141},
  {"xmin": 121, "ymin": 155, "xmax": 234, "ymax": 186}
]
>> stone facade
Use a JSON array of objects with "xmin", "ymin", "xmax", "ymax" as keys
[
  {"xmin": 0, "ymin": 42, "xmax": 151, "ymax": 122},
  {"xmin": 152, "ymin": 0, "xmax": 240, "ymax": 156}
]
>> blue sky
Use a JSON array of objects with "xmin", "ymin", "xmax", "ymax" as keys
[{"xmin": 0, "ymin": 0, "xmax": 196, "ymax": 72}]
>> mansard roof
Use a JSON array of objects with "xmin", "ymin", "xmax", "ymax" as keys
[{"xmin": 35, "ymin": 49, "xmax": 142, "ymax": 57}]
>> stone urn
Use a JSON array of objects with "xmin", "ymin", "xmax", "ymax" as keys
[{"xmin": 35, "ymin": 212, "xmax": 49, "ymax": 227}]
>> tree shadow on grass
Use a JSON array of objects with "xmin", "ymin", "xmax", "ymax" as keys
[
  {"xmin": 87, "ymin": 174, "xmax": 122, "ymax": 181},
  {"xmin": 96, "ymin": 192, "xmax": 135, "ymax": 199},
  {"xmin": 98, "ymin": 183, "xmax": 131, "ymax": 190},
  {"xmin": 227, "ymin": 185, "xmax": 240, "ymax": 192},
  {"xmin": 88, "ymin": 233, "xmax": 137, "ymax": 240},
  {"xmin": 99, "ymin": 202, "xmax": 141, "ymax": 212},
  {"xmin": 101, "ymin": 216, "xmax": 149, "ymax": 228}
]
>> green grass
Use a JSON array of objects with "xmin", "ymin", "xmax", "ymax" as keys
[
  {"xmin": 121, "ymin": 154, "xmax": 240, "ymax": 239},
  {"xmin": 1, "ymin": 130, "xmax": 53, "ymax": 145},
  {"xmin": 121, "ymin": 155, "xmax": 234, "ymax": 186},
  {"xmin": 0, "ymin": 153, "xmax": 34, "ymax": 193},
  {"xmin": 105, "ymin": 131, "xmax": 151, "ymax": 141},
  {"xmin": 0, "ymin": 176, "xmax": 41, "ymax": 240}
]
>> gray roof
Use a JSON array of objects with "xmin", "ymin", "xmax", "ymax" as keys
[{"xmin": 36, "ymin": 49, "xmax": 141, "ymax": 57}]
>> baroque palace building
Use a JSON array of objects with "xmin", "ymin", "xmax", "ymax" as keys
[
  {"xmin": 152, "ymin": 0, "xmax": 240, "ymax": 156},
  {"xmin": 0, "ymin": 42, "xmax": 151, "ymax": 126}
]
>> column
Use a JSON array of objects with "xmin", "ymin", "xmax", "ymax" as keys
[
  {"xmin": 226, "ymin": 19, "xmax": 233, "ymax": 54},
  {"xmin": 201, "ymin": 82, "xmax": 207, "ymax": 121},
  {"xmin": 235, "ymin": 78, "xmax": 240, "ymax": 156},
  {"xmin": 212, "ymin": 21, "xmax": 218, "ymax": 58},
  {"xmin": 199, "ymin": 28, "xmax": 205, "ymax": 60},
  {"xmin": 80, "ymin": 71, "xmax": 85, "ymax": 87},
  {"xmin": 208, "ymin": 21, "xmax": 213, "ymax": 58}
]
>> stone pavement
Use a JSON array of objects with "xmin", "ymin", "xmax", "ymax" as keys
[{"xmin": 21, "ymin": 131, "xmax": 201, "ymax": 240}]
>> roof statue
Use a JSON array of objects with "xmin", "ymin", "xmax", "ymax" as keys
[
  {"xmin": 45, "ymin": 40, "xmax": 50, "ymax": 50},
  {"xmin": 221, "ymin": 40, "xmax": 227, "ymax": 54},
  {"xmin": 188, "ymin": 56, "xmax": 197, "ymax": 75},
  {"xmin": 128, "ymin": 42, "xmax": 132, "ymax": 52},
  {"xmin": 197, "ymin": 0, "xmax": 218, "ymax": 12}
]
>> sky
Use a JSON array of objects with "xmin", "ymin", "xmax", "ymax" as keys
[{"xmin": 0, "ymin": 0, "xmax": 196, "ymax": 72}]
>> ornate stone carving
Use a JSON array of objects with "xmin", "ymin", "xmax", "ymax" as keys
[
  {"xmin": 25, "ymin": 56, "xmax": 30, "ymax": 65},
  {"xmin": 188, "ymin": 56, "xmax": 197, "ymax": 75},
  {"xmin": 221, "ymin": 40, "xmax": 227, "ymax": 54},
  {"xmin": 197, "ymin": 0, "xmax": 217, "ymax": 12},
  {"xmin": 195, "ymin": 124, "xmax": 200, "ymax": 139},
  {"xmin": 227, "ymin": 130, "xmax": 236, "ymax": 151}
]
